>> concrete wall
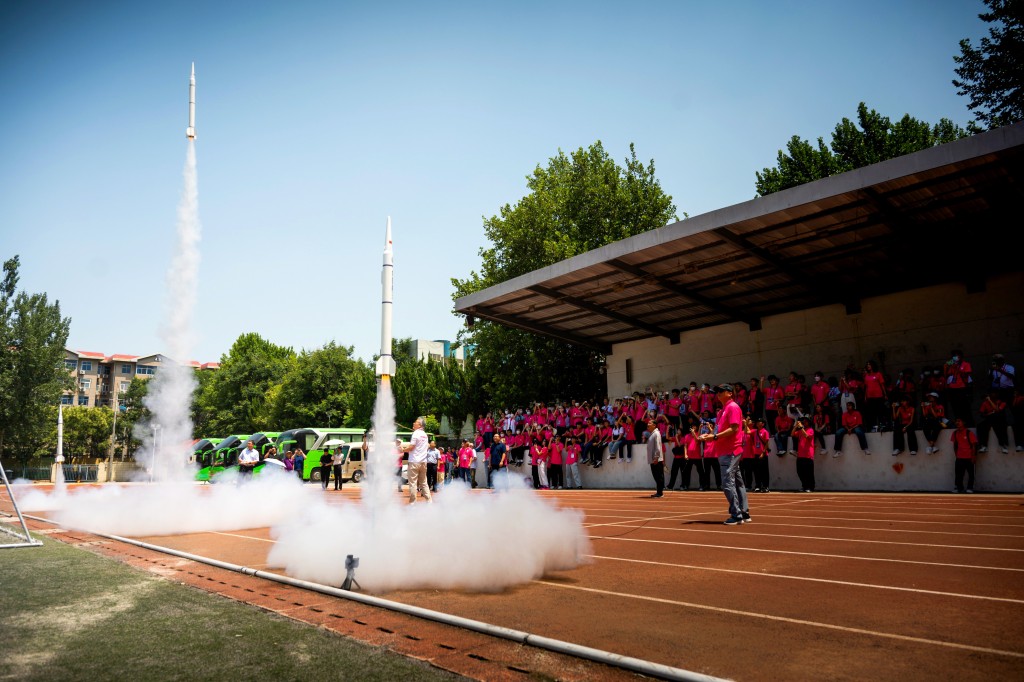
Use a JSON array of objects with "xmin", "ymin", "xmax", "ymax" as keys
[
  {"xmin": 605, "ymin": 273, "xmax": 1023, "ymax": 398},
  {"xmin": 598, "ymin": 273, "xmax": 1024, "ymax": 492},
  {"xmin": 469, "ymin": 429, "xmax": 1023, "ymax": 493}
]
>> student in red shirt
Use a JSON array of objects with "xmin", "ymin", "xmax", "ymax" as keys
[
  {"xmin": 834, "ymin": 402, "xmax": 869, "ymax": 456},
  {"xmin": 773, "ymin": 410, "xmax": 795, "ymax": 456},
  {"xmin": 812, "ymin": 404, "xmax": 832, "ymax": 456},
  {"xmin": 921, "ymin": 392, "xmax": 948, "ymax": 453},
  {"xmin": 862, "ymin": 360, "xmax": 888, "ymax": 432},
  {"xmin": 564, "ymin": 437, "xmax": 582, "ymax": 489},
  {"xmin": 793, "ymin": 416, "xmax": 816, "ymax": 492},
  {"xmin": 457, "ymin": 440, "xmax": 476, "ymax": 486},
  {"xmin": 950, "ymin": 417, "xmax": 978, "ymax": 493},
  {"xmin": 547, "ymin": 436, "xmax": 564, "ymax": 490},
  {"xmin": 783, "ymin": 371, "xmax": 804, "ymax": 412},
  {"xmin": 891, "ymin": 397, "xmax": 918, "ymax": 455},
  {"xmin": 944, "ymin": 349, "xmax": 974, "ymax": 427},
  {"xmin": 976, "ymin": 391, "xmax": 1009, "ymax": 453}
]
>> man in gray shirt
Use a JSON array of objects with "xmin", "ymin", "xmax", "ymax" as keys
[{"xmin": 646, "ymin": 420, "xmax": 665, "ymax": 498}]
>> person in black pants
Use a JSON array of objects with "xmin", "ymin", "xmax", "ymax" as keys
[
  {"xmin": 700, "ymin": 451, "xmax": 721, "ymax": 491},
  {"xmin": 332, "ymin": 447, "xmax": 345, "ymax": 491},
  {"xmin": 320, "ymin": 448, "xmax": 333, "ymax": 490}
]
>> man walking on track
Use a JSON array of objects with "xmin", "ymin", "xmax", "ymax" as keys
[
  {"xmin": 402, "ymin": 417, "xmax": 432, "ymax": 504},
  {"xmin": 699, "ymin": 384, "xmax": 750, "ymax": 525},
  {"xmin": 647, "ymin": 419, "xmax": 666, "ymax": 497}
]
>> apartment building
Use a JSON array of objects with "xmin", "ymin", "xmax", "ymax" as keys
[
  {"xmin": 409, "ymin": 339, "xmax": 474, "ymax": 365},
  {"xmin": 63, "ymin": 349, "xmax": 219, "ymax": 409}
]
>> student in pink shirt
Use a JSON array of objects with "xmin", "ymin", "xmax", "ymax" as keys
[
  {"xmin": 697, "ymin": 384, "xmax": 749, "ymax": 524},
  {"xmin": 793, "ymin": 417, "xmax": 815, "ymax": 492},
  {"xmin": 564, "ymin": 437, "xmax": 582, "ymax": 489},
  {"xmin": 739, "ymin": 417, "xmax": 757, "ymax": 491},
  {"xmin": 950, "ymin": 417, "xmax": 978, "ymax": 493},
  {"xmin": 547, "ymin": 436, "xmax": 564, "ymax": 489},
  {"xmin": 667, "ymin": 389, "xmax": 683, "ymax": 431},
  {"xmin": 944, "ymin": 349, "xmax": 974, "ymax": 426},
  {"xmin": 529, "ymin": 441, "xmax": 545, "ymax": 489},
  {"xmin": 751, "ymin": 417, "xmax": 771, "ymax": 493},
  {"xmin": 763, "ymin": 375, "xmax": 784, "ymax": 435},
  {"xmin": 457, "ymin": 440, "xmax": 476, "ymax": 486}
]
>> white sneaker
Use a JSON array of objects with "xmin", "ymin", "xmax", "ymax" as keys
[
  {"xmin": 978, "ymin": 446, "xmax": 988, "ymax": 453},
  {"xmin": 966, "ymin": 489, "xmax": 974, "ymax": 494},
  {"xmin": 819, "ymin": 448, "xmax": 827, "ymax": 456},
  {"xmin": 892, "ymin": 449, "xmax": 900, "ymax": 456},
  {"xmin": 1017, "ymin": 446, "xmax": 1024, "ymax": 452},
  {"xmin": 926, "ymin": 446, "xmax": 934, "ymax": 454},
  {"xmin": 832, "ymin": 451, "xmax": 840, "ymax": 458},
  {"xmin": 910, "ymin": 451, "xmax": 917, "ymax": 455},
  {"xmin": 864, "ymin": 449, "xmax": 872, "ymax": 456},
  {"xmin": 1001, "ymin": 447, "xmax": 1009, "ymax": 454}
]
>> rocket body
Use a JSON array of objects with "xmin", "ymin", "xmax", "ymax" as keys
[
  {"xmin": 375, "ymin": 217, "xmax": 397, "ymax": 380},
  {"xmin": 56, "ymin": 404, "xmax": 64, "ymax": 463},
  {"xmin": 185, "ymin": 63, "xmax": 196, "ymax": 139}
]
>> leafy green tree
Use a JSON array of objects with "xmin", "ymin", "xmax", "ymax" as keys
[
  {"xmin": 266, "ymin": 341, "xmax": 374, "ymax": 430},
  {"xmin": 119, "ymin": 377, "xmax": 151, "ymax": 456},
  {"xmin": 452, "ymin": 142, "xmax": 677, "ymax": 408},
  {"xmin": 61, "ymin": 406, "xmax": 114, "ymax": 461},
  {"xmin": 0, "ymin": 256, "xmax": 73, "ymax": 468},
  {"xmin": 755, "ymin": 103, "xmax": 969, "ymax": 196},
  {"xmin": 193, "ymin": 333, "xmax": 296, "ymax": 435},
  {"xmin": 954, "ymin": 0, "xmax": 1024, "ymax": 130}
]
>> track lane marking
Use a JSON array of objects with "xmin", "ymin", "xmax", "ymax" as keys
[
  {"xmin": 585, "ymin": 554, "xmax": 1024, "ymax": 604},
  {"xmin": 534, "ymin": 580, "xmax": 1024, "ymax": 659},
  {"xmin": 208, "ymin": 531, "xmax": 275, "ymax": 543},
  {"xmin": 591, "ymin": 536, "xmax": 1024, "ymax": 571},
  {"xmin": 593, "ymin": 524, "xmax": 1024, "ymax": 552}
]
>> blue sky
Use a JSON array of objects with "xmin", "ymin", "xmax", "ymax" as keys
[{"xmin": 0, "ymin": 0, "xmax": 986, "ymax": 366}]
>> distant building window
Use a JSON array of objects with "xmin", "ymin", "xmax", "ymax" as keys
[
  {"xmin": 61, "ymin": 395, "xmax": 73, "ymax": 405},
  {"xmin": 79, "ymin": 379, "xmax": 91, "ymax": 392},
  {"xmin": 65, "ymin": 360, "xmax": 77, "ymax": 370},
  {"xmin": 136, "ymin": 366, "xmax": 156, "ymax": 376},
  {"xmin": 80, "ymin": 360, "xmax": 92, "ymax": 371},
  {"xmin": 121, "ymin": 364, "xmax": 131, "ymax": 374},
  {"xmin": 78, "ymin": 396, "xmax": 89, "ymax": 406},
  {"xmin": 119, "ymin": 381, "xmax": 130, "ymax": 392}
]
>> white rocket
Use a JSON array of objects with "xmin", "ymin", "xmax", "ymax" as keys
[
  {"xmin": 375, "ymin": 217, "xmax": 397, "ymax": 383},
  {"xmin": 185, "ymin": 62, "xmax": 196, "ymax": 139},
  {"xmin": 55, "ymin": 404, "xmax": 64, "ymax": 464}
]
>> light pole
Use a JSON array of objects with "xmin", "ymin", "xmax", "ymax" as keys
[
  {"xmin": 151, "ymin": 423, "xmax": 161, "ymax": 483},
  {"xmin": 107, "ymin": 387, "xmax": 118, "ymax": 483}
]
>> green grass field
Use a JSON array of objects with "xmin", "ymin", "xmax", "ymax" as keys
[{"xmin": 0, "ymin": 533, "xmax": 462, "ymax": 681}]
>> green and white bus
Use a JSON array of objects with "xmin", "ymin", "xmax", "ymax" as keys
[
  {"xmin": 277, "ymin": 427, "xmax": 423, "ymax": 483},
  {"xmin": 194, "ymin": 434, "xmax": 249, "ymax": 482}
]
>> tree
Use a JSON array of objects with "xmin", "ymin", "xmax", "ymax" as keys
[
  {"xmin": 119, "ymin": 377, "xmax": 151, "ymax": 457},
  {"xmin": 192, "ymin": 333, "xmax": 296, "ymax": 435},
  {"xmin": 954, "ymin": 0, "xmax": 1024, "ymax": 130},
  {"xmin": 265, "ymin": 341, "xmax": 374, "ymax": 430},
  {"xmin": 0, "ymin": 256, "xmax": 73, "ymax": 467},
  {"xmin": 452, "ymin": 142, "xmax": 677, "ymax": 408},
  {"xmin": 61, "ymin": 406, "xmax": 114, "ymax": 461},
  {"xmin": 755, "ymin": 103, "xmax": 969, "ymax": 196}
]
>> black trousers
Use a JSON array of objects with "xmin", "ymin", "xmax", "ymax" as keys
[
  {"xmin": 650, "ymin": 462, "xmax": 665, "ymax": 495},
  {"xmin": 332, "ymin": 464, "xmax": 343, "ymax": 490},
  {"xmin": 893, "ymin": 427, "xmax": 919, "ymax": 453},
  {"xmin": 321, "ymin": 465, "xmax": 332, "ymax": 489},
  {"xmin": 796, "ymin": 457, "xmax": 815, "ymax": 491},
  {"xmin": 667, "ymin": 457, "xmax": 691, "ymax": 489},
  {"xmin": 700, "ymin": 458, "xmax": 721, "ymax": 490},
  {"xmin": 954, "ymin": 458, "xmax": 975, "ymax": 491},
  {"xmin": 754, "ymin": 455, "xmax": 770, "ymax": 491},
  {"xmin": 548, "ymin": 463, "xmax": 563, "ymax": 488},
  {"xmin": 427, "ymin": 462, "xmax": 438, "ymax": 491},
  {"xmin": 740, "ymin": 458, "xmax": 755, "ymax": 490}
]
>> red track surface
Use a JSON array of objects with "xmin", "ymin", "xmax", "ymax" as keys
[{"xmin": 5, "ymin": 485, "xmax": 1024, "ymax": 681}]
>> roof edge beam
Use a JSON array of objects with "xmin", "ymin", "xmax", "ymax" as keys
[
  {"xmin": 462, "ymin": 306, "xmax": 611, "ymax": 353},
  {"xmin": 527, "ymin": 284, "xmax": 679, "ymax": 344}
]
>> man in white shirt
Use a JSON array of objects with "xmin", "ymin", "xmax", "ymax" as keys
[
  {"xmin": 237, "ymin": 440, "xmax": 259, "ymax": 481},
  {"xmin": 402, "ymin": 417, "xmax": 432, "ymax": 503}
]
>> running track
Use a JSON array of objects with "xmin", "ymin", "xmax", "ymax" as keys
[{"xmin": 5, "ymin": 486, "xmax": 1023, "ymax": 681}]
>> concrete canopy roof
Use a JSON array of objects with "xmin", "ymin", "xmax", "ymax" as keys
[{"xmin": 455, "ymin": 123, "xmax": 1024, "ymax": 354}]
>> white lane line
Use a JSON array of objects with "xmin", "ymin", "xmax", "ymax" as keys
[
  {"xmin": 584, "ymin": 510, "xmax": 1024, "ymax": 529},
  {"xmin": 535, "ymin": 580, "xmax": 1024, "ymax": 659},
  {"xmin": 209, "ymin": 531, "xmax": 275, "ymax": 543},
  {"xmin": 601, "ymin": 524, "xmax": 1024, "ymax": 553},
  {"xmin": 586, "ymin": 554, "xmax": 1024, "ymax": 604},
  {"xmin": 592, "ymin": 536, "xmax": 1024, "ymax": 572},
  {"xmin": 709, "ymin": 520, "xmax": 1024, "ymax": 540}
]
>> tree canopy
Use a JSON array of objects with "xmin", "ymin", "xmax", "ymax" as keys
[
  {"xmin": 452, "ymin": 141, "xmax": 677, "ymax": 408},
  {"xmin": 0, "ymin": 256, "xmax": 72, "ymax": 464},
  {"xmin": 755, "ymin": 103, "xmax": 968, "ymax": 196},
  {"xmin": 954, "ymin": 0, "xmax": 1024, "ymax": 130}
]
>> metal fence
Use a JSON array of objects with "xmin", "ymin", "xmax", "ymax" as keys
[{"xmin": 6, "ymin": 465, "xmax": 100, "ymax": 482}]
